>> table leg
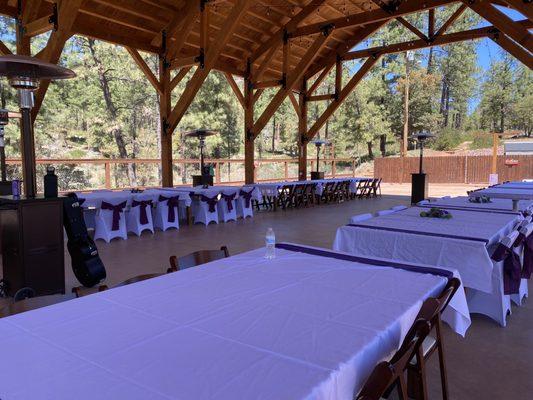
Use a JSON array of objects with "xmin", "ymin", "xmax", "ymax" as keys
[
  {"xmin": 512, "ymin": 200, "xmax": 519, "ymax": 212},
  {"xmin": 187, "ymin": 206, "xmax": 193, "ymax": 226}
]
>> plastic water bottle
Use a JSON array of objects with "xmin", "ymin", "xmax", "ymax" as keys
[{"xmin": 265, "ymin": 227, "xmax": 276, "ymax": 259}]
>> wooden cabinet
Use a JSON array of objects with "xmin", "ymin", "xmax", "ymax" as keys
[{"xmin": 0, "ymin": 196, "xmax": 65, "ymax": 296}]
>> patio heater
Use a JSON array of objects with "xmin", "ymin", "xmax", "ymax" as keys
[
  {"xmin": 185, "ymin": 129, "xmax": 218, "ymax": 187},
  {"xmin": 0, "ymin": 55, "xmax": 75, "ymax": 297},
  {"xmin": 310, "ymin": 139, "xmax": 330, "ymax": 180},
  {"xmin": 0, "ymin": 55, "xmax": 75, "ymax": 197},
  {"xmin": 410, "ymin": 131, "xmax": 434, "ymax": 204}
]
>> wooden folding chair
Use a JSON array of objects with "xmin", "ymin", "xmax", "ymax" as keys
[
  {"xmin": 0, "ymin": 293, "xmax": 77, "ymax": 318},
  {"xmin": 169, "ymin": 245, "xmax": 230, "ymax": 272},
  {"xmin": 321, "ymin": 181, "xmax": 336, "ymax": 203},
  {"xmin": 303, "ymin": 183, "xmax": 316, "ymax": 207},
  {"xmin": 407, "ymin": 278, "xmax": 460, "ymax": 400},
  {"xmin": 371, "ymin": 178, "xmax": 382, "ymax": 197},
  {"xmin": 357, "ymin": 300, "xmax": 438, "ymax": 400},
  {"xmin": 277, "ymin": 185, "xmax": 295, "ymax": 209},
  {"xmin": 292, "ymin": 184, "xmax": 307, "ymax": 208}
]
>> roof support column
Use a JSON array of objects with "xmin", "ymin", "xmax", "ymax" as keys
[
  {"xmin": 159, "ymin": 50, "xmax": 173, "ymax": 187},
  {"xmin": 244, "ymin": 76, "xmax": 255, "ymax": 184},
  {"xmin": 298, "ymin": 81, "xmax": 308, "ymax": 181}
]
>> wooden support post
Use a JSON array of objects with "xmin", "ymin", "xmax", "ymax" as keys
[
  {"xmin": 335, "ymin": 55, "xmax": 342, "ymax": 100},
  {"xmin": 298, "ymin": 81, "xmax": 308, "ymax": 181},
  {"xmin": 160, "ymin": 52, "xmax": 173, "ymax": 187},
  {"xmin": 104, "ymin": 161, "xmax": 111, "ymax": 189},
  {"xmin": 428, "ymin": 9, "xmax": 435, "ymax": 38},
  {"xmin": 244, "ymin": 76, "xmax": 255, "ymax": 184}
]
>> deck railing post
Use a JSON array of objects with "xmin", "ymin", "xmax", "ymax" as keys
[
  {"xmin": 105, "ymin": 161, "xmax": 111, "ymax": 189},
  {"xmin": 284, "ymin": 161, "xmax": 288, "ymax": 180}
]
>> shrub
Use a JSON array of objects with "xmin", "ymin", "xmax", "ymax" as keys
[{"xmin": 431, "ymin": 128, "xmax": 464, "ymax": 151}]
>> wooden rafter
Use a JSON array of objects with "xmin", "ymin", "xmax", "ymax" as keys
[
  {"xmin": 32, "ymin": 0, "xmax": 85, "ymax": 121},
  {"xmin": 501, "ymin": 0, "xmax": 533, "ymax": 21},
  {"xmin": 335, "ymin": 55, "xmax": 342, "ymax": 100},
  {"xmin": 166, "ymin": 1, "xmax": 200, "ymax": 63},
  {"xmin": 167, "ymin": 0, "xmax": 252, "ymax": 134},
  {"xmin": 24, "ymin": 13, "xmax": 53, "ymax": 37},
  {"xmin": 491, "ymin": 31, "xmax": 533, "ymax": 69},
  {"xmin": 288, "ymin": 92, "xmax": 300, "ymax": 115},
  {"xmin": 306, "ymin": 56, "xmax": 380, "ymax": 140},
  {"xmin": 253, "ymin": 42, "xmax": 279, "ymax": 82},
  {"xmin": 428, "ymin": 9, "xmax": 435, "ymax": 38},
  {"xmin": 170, "ymin": 66, "xmax": 192, "ymax": 91},
  {"xmin": 224, "ymin": 72, "xmax": 245, "ymax": 107},
  {"xmin": 126, "ymin": 47, "xmax": 162, "ymax": 94},
  {"xmin": 306, "ymin": 63, "xmax": 334, "ymax": 96},
  {"xmin": 249, "ymin": 0, "xmax": 328, "ymax": 63},
  {"xmin": 252, "ymin": 31, "xmax": 330, "ymax": 138},
  {"xmin": 344, "ymin": 19, "xmax": 533, "ymax": 60},
  {"xmin": 464, "ymin": 0, "xmax": 533, "ymax": 50},
  {"xmin": 396, "ymin": 17, "xmax": 429, "ymax": 41},
  {"xmin": 290, "ymin": 0, "xmax": 454, "ymax": 38},
  {"xmin": 434, "ymin": 4, "xmax": 467, "ymax": 37}
]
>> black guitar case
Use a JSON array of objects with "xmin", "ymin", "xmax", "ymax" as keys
[{"xmin": 63, "ymin": 193, "xmax": 107, "ymax": 287}]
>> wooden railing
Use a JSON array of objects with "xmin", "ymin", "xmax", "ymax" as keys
[{"xmin": 5, "ymin": 157, "xmax": 362, "ymax": 191}]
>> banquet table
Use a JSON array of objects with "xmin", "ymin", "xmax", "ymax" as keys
[
  {"xmin": 165, "ymin": 185, "xmax": 262, "ymax": 201},
  {"xmin": 468, "ymin": 187, "xmax": 533, "ymax": 211},
  {"xmin": 76, "ymin": 189, "xmax": 192, "ymax": 209},
  {"xmin": 423, "ymin": 196, "xmax": 533, "ymax": 213},
  {"xmin": 334, "ymin": 206, "xmax": 522, "ymax": 294},
  {"xmin": 0, "ymin": 244, "xmax": 469, "ymax": 400},
  {"xmin": 254, "ymin": 177, "xmax": 368, "ymax": 199}
]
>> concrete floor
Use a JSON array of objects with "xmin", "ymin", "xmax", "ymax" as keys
[{"xmin": 2, "ymin": 183, "xmax": 531, "ymax": 399}]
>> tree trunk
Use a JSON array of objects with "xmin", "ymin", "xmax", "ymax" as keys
[
  {"xmin": 271, "ymin": 114, "xmax": 276, "ymax": 153},
  {"xmin": 367, "ymin": 141, "xmax": 374, "ymax": 159},
  {"xmin": 380, "ymin": 134, "xmax": 386, "ymax": 157},
  {"xmin": 86, "ymin": 38, "xmax": 136, "ymax": 186}
]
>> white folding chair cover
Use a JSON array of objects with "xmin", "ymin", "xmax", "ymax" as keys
[
  {"xmin": 217, "ymin": 190, "xmax": 238, "ymax": 223},
  {"xmin": 391, "ymin": 205, "xmax": 408, "ymax": 211},
  {"xmin": 349, "ymin": 213, "xmax": 373, "ymax": 224},
  {"xmin": 236, "ymin": 196, "xmax": 254, "ymax": 219},
  {"xmin": 467, "ymin": 230, "xmax": 519, "ymax": 327},
  {"xmin": 94, "ymin": 197, "xmax": 128, "ymax": 243},
  {"xmin": 512, "ymin": 223, "xmax": 533, "ymax": 305},
  {"xmin": 193, "ymin": 196, "xmax": 219, "ymax": 225},
  {"xmin": 153, "ymin": 197, "xmax": 180, "ymax": 231},
  {"xmin": 126, "ymin": 194, "xmax": 155, "ymax": 236}
]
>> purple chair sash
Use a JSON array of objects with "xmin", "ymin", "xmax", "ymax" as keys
[
  {"xmin": 132, "ymin": 199, "xmax": 153, "ymax": 225},
  {"xmin": 221, "ymin": 192, "xmax": 236, "ymax": 212},
  {"xmin": 347, "ymin": 224, "xmax": 489, "ymax": 243},
  {"xmin": 78, "ymin": 198, "xmax": 86, "ymax": 207},
  {"xmin": 239, "ymin": 189, "xmax": 254, "ymax": 208},
  {"xmin": 101, "ymin": 201, "xmax": 127, "ymax": 231},
  {"xmin": 522, "ymin": 234, "xmax": 533, "ymax": 279},
  {"xmin": 200, "ymin": 195, "xmax": 218, "ymax": 213},
  {"xmin": 158, "ymin": 195, "xmax": 180, "ymax": 223},
  {"xmin": 491, "ymin": 243, "xmax": 522, "ymax": 295},
  {"xmin": 275, "ymin": 243, "xmax": 453, "ymax": 278}
]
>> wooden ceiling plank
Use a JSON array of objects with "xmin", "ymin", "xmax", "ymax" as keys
[
  {"xmin": 254, "ymin": 42, "xmax": 279, "ymax": 82},
  {"xmin": 126, "ymin": 46, "xmax": 162, "ymax": 94},
  {"xmin": 166, "ymin": 1, "xmax": 200, "ymax": 62}
]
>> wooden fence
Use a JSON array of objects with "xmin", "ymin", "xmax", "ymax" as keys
[{"xmin": 374, "ymin": 155, "xmax": 533, "ymax": 184}]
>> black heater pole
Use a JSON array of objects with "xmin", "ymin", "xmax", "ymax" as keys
[
  {"xmin": 316, "ymin": 145, "xmax": 320, "ymax": 173},
  {"xmin": 419, "ymin": 140, "xmax": 424, "ymax": 174},
  {"xmin": 20, "ymin": 106, "xmax": 37, "ymax": 198}
]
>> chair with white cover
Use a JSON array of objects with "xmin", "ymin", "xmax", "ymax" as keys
[
  {"xmin": 417, "ymin": 200, "xmax": 429, "ymax": 205},
  {"xmin": 376, "ymin": 209, "xmax": 396, "ymax": 216},
  {"xmin": 94, "ymin": 198, "xmax": 128, "ymax": 243},
  {"xmin": 193, "ymin": 193, "xmax": 219, "ymax": 225},
  {"xmin": 218, "ymin": 191, "xmax": 237, "ymax": 222},
  {"xmin": 391, "ymin": 205, "xmax": 408, "ymax": 211},
  {"xmin": 511, "ymin": 222, "xmax": 533, "ymax": 305},
  {"xmin": 349, "ymin": 213, "xmax": 373, "ymax": 224},
  {"xmin": 126, "ymin": 194, "xmax": 155, "ymax": 236},
  {"xmin": 154, "ymin": 194, "xmax": 180, "ymax": 231},
  {"xmin": 467, "ymin": 231, "xmax": 520, "ymax": 327},
  {"xmin": 237, "ymin": 188, "xmax": 255, "ymax": 219}
]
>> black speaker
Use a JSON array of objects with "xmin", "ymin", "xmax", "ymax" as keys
[{"xmin": 63, "ymin": 194, "xmax": 107, "ymax": 287}]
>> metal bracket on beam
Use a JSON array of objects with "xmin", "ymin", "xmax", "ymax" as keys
[
  {"xmin": 280, "ymin": 75, "xmax": 286, "ymax": 89},
  {"xmin": 49, "ymin": 3, "xmax": 58, "ymax": 32},
  {"xmin": 162, "ymin": 119, "xmax": 171, "ymax": 135},
  {"xmin": 195, "ymin": 49, "xmax": 205, "ymax": 69},
  {"xmin": 246, "ymin": 128, "xmax": 254, "ymax": 141},
  {"xmin": 320, "ymin": 23, "xmax": 335, "ymax": 37},
  {"xmin": 300, "ymin": 134, "xmax": 309, "ymax": 144}
]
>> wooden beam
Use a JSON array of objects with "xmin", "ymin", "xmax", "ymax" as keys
[
  {"xmin": 166, "ymin": 0, "xmax": 201, "ymax": 62},
  {"xmin": 501, "ymin": 0, "xmax": 533, "ymax": 21},
  {"xmin": 297, "ymin": 81, "xmax": 308, "ymax": 180},
  {"xmin": 307, "ymin": 93, "xmax": 336, "ymax": 101},
  {"xmin": 491, "ymin": 31, "xmax": 533, "ymax": 69},
  {"xmin": 126, "ymin": 47, "xmax": 162, "ymax": 94},
  {"xmin": 253, "ymin": 42, "xmax": 279, "ymax": 82},
  {"xmin": 253, "ymin": 88, "xmax": 264, "ymax": 103},
  {"xmin": 170, "ymin": 55, "xmax": 199, "ymax": 70},
  {"xmin": 32, "ymin": 0, "xmax": 85, "ymax": 121},
  {"xmin": 465, "ymin": 0, "xmax": 533, "ymax": 50},
  {"xmin": 167, "ymin": 0, "xmax": 252, "ymax": 134},
  {"xmin": 397, "ymin": 17, "xmax": 429, "ymax": 41},
  {"xmin": 344, "ymin": 19, "xmax": 533, "ymax": 60},
  {"xmin": 252, "ymin": 32, "xmax": 330, "ymax": 138},
  {"xmin": 249, "ymin": 0, "xmax": 328, "ymax": 63},
  {"xmin": 288, "ymin": 92, "xmax": 300, "ymax": 115},
  {"xmin": 255, "ymin": 79, "xmax": 282, "ymax": 89},
  {"xmin": 307, "ymin": 63, "xmax": 334, "ymax": 96},
  {"xmin": 24, "ymin": 13, "xmax": 54, "ymax": 37},
  {"xmin": 435, "ymin": 4, "xmax": 467, "ymax": 37},
  {"xmin": 244, "ymin": 76, "xmax": 254, "ymax": 184},
  {"xmin": 335, "ymin": 55, "xmax": 342, "ymax": 100},
  {"xmin": 290, "ymin": 0, "xmax": 454, "ymax": 38},
  {"xmin": 429, "ymin": 9, "xmax": 435, "ymax": 38},
  {"xmin": 224, "ymin": 72, "xmax": 245, "ymax": 107},
  {"xmin": 159, "ymin": 51, "xmax": 173, "ymax": 187},
  {"xmin": 0, "ymin": 39, "xmax": 12, "ymax": 55},
  {"xmin": 170, "ymin": 66, "xmax": 192, "ymax": 91},
  {"xmin": 306, "ymin": 56, "xmax": 380, "ymax": 140},
  {"xmin": 200, "ymin": 0, "xmax": 209, "ymax": 52}
]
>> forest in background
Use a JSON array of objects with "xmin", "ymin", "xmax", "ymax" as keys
[{"xmin": 0, "ymin": 5, "xmax": 531, "ymax": 189}]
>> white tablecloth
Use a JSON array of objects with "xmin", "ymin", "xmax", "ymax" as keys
[
  {"xmin": 76, "ymin": 189, "xmax": 192, "ymax": 209},
  {"xmin": 426, "ymin": 196, "xmax": 533, "ymax": 213},
  {"xmin": 0, "ymin": 244, "xmax": 469, "ymax": 400},
  {"xmin": 254, "ymin": 178, "xmax": 367, "ymax": 198},
  {"xmin": 165, "ymin": 185, "xmax": 262, "ymax": 201},
  {"xmin": 335, "ymin": 207, "xmax": 521, "ymax": 293},
  {"xmin": 470, "ymin": 187, "xmax": 533, "ymax": 200}
]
